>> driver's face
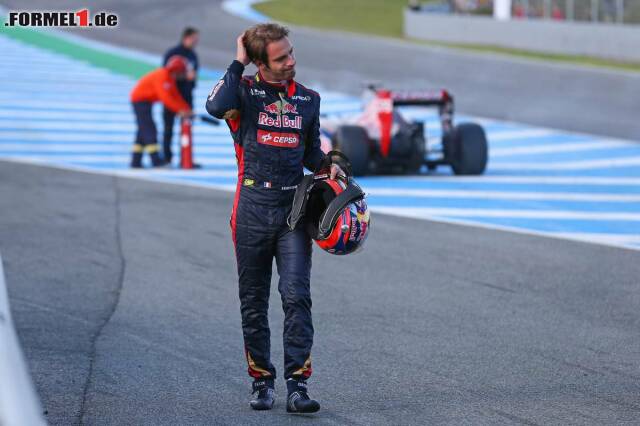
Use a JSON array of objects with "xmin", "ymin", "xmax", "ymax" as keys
[
  {"xmin": 262, "ymin": 37, "xmax": 296, "ymax": 81},
  {"xmin": 183, "ymin": 34, "xmax": 199, "ymax": 49}
]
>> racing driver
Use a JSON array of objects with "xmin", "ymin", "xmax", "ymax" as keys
[{"xmin": 205, "ymin": 23, "xmax": 343, "ymax": 413}]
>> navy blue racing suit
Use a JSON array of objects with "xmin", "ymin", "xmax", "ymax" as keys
[
  {"xmin": 162, "ymin": 44, "xmax": 198, "ymax": 162},
  {"xmin": 205, "ymin": 60, "xmax": 325, "ymax": 380}
]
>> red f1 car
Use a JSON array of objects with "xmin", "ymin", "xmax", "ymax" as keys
[{"xmin": 319, "ymin": 86, "xmax": 488, "ymax": 176}]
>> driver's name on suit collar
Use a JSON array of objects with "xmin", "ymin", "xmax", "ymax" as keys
[{"xmin": 250, "ymin": 88, "xmax": 266, "ymax": 97}]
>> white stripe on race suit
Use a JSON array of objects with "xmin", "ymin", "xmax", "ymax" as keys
[
  {"xmin": 371, "ymin": 207, "xmax": 640, "ymax": 221},
  {"xmin": 491, "ymin": 156, "xmax": 640, "ymax": 171},
  {"xmin": 490, "ymin": 140, "xmax": 636, "ymax": 157},
  {"xmin": 367, "ymin": 188, "xmax": 640, "ymax": 202}
]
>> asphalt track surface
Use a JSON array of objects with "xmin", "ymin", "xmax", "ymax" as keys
[
  {"xmin": 4, "ymin": 0, "xmax": 640, "ymax": 141},
  {"xmin": 2, "ymin": 1, "xmax": 640, "ymax": 425},
  {"xmin": 3, "ymin": 160, "xmax": 640, "ymax": 425}
]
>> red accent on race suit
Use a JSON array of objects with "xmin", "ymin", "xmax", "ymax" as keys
[
  {"xmin": 256, "ymin": 71, "xmax": 297, "ymax": 98},
  {"xmin": 231, "ymin": 143, "xmax": 245, "ymax": 246},
  {"xmin": 227, "ymin": 116, "xmax": 241, "ymax": 133}
]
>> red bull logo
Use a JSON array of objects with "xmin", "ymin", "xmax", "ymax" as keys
[
  {"xmin": 282, "ymin": 103, "xmax": 298, "ymax": 114},
  {"xmin": 263, "ymin": 102, "xmax": 280, "ymax": 114},
  {"xmin": 258, "ymin": 112, "xmax": 302, "ymax": 130},
  {"xmin": 262, "ymin": 100, "xmax": 298, "ymax": 115}
]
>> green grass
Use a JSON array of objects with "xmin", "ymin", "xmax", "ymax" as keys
[
  {"xmin": 419, "ymin": 39, "xmax": 640, "ymax": 73},
  {"xmin": 254, "ymin": 0, "xmax": 640, "ymax": 73},
  {"xmin": 1, "ymin": 19, "xmax": 155, "ymax": 78},
  {"xmin": 254, "ymin": 0, "xmax": 412, "ymax": 38}
]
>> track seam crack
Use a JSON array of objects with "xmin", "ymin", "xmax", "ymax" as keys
[{"xmin": 78, "ymin": 176, "xmax": 126, "ymax": 425}]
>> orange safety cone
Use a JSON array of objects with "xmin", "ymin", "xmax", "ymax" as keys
[{"xmin": 180, "ymin": 116, "xmax": 193, "ymax": 169}]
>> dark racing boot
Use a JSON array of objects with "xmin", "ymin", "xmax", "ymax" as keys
[
  {"xmin": 130, "ymin": 152, "xmax": 143, "ymax": 168},
  {"xmin": 286, "ymin": 378, "xmax": 320, "ymax": 413},
  {"xmin": 249, "ymin": 379, "xmax": 275, "ymax": 410},
  {"xmin": 150, "ymin": 152, "xmax": 165, "ymax": 168}
]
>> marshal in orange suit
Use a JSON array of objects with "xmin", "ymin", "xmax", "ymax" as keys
[{"xmin": 129, "ymin": 56, "xmax": 192, "ymax": 168}]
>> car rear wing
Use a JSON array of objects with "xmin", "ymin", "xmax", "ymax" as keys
[
  {"xmin": 385, "ymin": 89, "xmax": 454, "ymax": 132},
  {"xmin": 389, "ymin": 89, "xmax": 454, "ymax": 107}
]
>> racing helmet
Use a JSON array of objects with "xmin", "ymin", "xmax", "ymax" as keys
[
  {"xmin": 165, "ymin": 55, "xmax": 188, "ymax": 74},
  {"xmin": 288, "ymin": 151, "xmax": 370, "ymax": 255}
]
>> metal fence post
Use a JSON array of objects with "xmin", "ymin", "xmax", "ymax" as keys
[
  {"xmin": 566, "ymin": 0, "xmax": 574, "ymax": 20},
  {"xmin": 543, "ymin": 0, "xmax": 550, "ymax": 19},
  {"xmin": 616, "ymin": 0, "xmax": 624, "ymax": 23},
  {"xmin": 591, "ymin": 0, "xmax": 598, "ymax": 22}
]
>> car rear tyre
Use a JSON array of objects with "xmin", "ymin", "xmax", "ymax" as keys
[
  {"xmin": 444, "ymin": 123, "xmax": 488, "ymax": 175},
  {"xmin": 333, "ymin": 125, "xmax": 370, "ymax": 176}
]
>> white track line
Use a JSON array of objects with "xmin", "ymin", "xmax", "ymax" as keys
[
  {"xmin": 0, "ymin": 132, "xmax": 230, "ymax": 143},
  {"xmin": 491, "ymin": 140, "xmax": 635, "ymax": 157},
  {"xmin": 374, "ymin": 175, "xmax": 640, "ymax": 185},
  {"xmin": 0, "ymin": 143, "xmax": 235, "ymax": 155},
  {"xmin": 0, "ymin": 110, "xmax": 134, "ymax": 121},
  {"xmin": 0, "ymin": 120, "xmax": 223, "ymax": 134},
  {"xmin": 0, "ymin": 154, "xmax": 237, "ymax": 165},
  {"xmin": 367, "ymin": 188, "xmax": 640, "ymax": 202},
  {"xmin": 368, "ymin": 209, "xmax": 640, "ymax": 252},
  {"xmin": 3, "ymin": 156, "xmax": 638, "ymax": 251},
  {"xmin": 7, "ymin": 82, "xmax": 133, "ymax": 92},
  {"xmin": 0, "ymin": 254, "xmax": 47, "ymax": 426},
  {"xmin": 491, "ymin": 156, "xmax": 640, "ymax": 170},
  {"xmin": 6, "ymin": 100, "xmax": 127, "ymax": 112},
  {"xmin": 487, "ymin": 129, "xmax": 557, "ymax": 141},
  {"xmin": 371, "ymin": 207, "xmax": 640, "ymax": 221},
  {"xmin": 549, "ymin": 232, "xmax": 640, "ymax": 246}
]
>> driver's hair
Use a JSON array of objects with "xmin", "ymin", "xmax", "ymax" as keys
[{"xmin": 243, "ymin": 23, "xmax": 289, "ymax": 66}]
